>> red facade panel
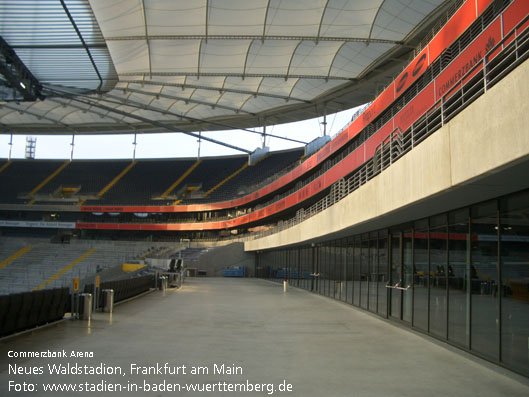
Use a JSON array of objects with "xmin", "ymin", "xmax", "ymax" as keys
[
  {"xmin": 435, "ymin": 18, "xmax": 502, "ymax": 100},
  {"xmin": 429, "ymin": 0, "xmax": 477, "ymax": 62}
]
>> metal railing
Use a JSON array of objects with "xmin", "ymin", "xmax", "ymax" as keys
[{"xmin": 243, "ymin": 21, "xmax": 529, "ymax": 242}]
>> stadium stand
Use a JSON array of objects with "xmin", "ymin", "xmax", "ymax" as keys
[
  {"xmin": 203, "ymin": 148, "xmax": 304, "ymax": 202},
  {"xmin": 36, "ymin": 160, "xmax": 131, "ymax": 204},
  {"xmin": 0, "ymin": 238, "xmax": 153, "ymax": 294},
  {"xmin": 0, "ymin": 148, "xmax": 304, "ymax": 207},
  {"xmin": 0, "ymin": 160, "xmax": 66, "ymax": 204}
]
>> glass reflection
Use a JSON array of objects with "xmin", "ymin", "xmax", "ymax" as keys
[
  {"xmin": 369, "ymin": 234, "xmax": 378, "ymax": 312},
  {"xmin": 378, "ymin": 233, "xmax": 388, "ymax": 317},
  {"xmin": 500, "ymin": 191, "xmax": 529, "ymax": 375},
  {"xmin": 390, "ymin": 234, "xmax": 401, "ymax": 319},
  {"xmin": 403, "ymin": 230, "xmax": 413, "ymax": 323},
  {"xmin": 430, "ymin": 225, "xmax": 447, "ymax": 338},
  {"xmin": 470, "ymin": 201, "xmax": 499, "ymax": 361},
  {"xmin": 413, "ymin": 228, "xmax": 429, "ymax": 331},
  {"xmin": 448, "ymin": 217, "xmax": 470, "ymax": 347}
]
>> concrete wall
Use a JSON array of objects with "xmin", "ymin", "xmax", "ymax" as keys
[
  {"xmin": 245, "ymin": 57, "xmax": 529, "ymax": 251},
  {"xmin": 191, "ymin": 242, "xmax": 254, "ymax": 277}
]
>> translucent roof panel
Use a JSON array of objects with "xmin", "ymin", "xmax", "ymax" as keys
[
  {"xmin": 1, "ymin": 0, "xmax": 454, "ymax": 136},
  {"xmin": 0, "ymin": 0, "xmax": 117, "ymax": 93}
]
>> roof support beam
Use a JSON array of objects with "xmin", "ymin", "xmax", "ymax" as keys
[
  {"xmin": 242, "ymin": 39, "xmax": 254, "ymax": 80},
  {"xmin": 48, "ymin": 98, "xmax": 136, "ymax": 126},
  {"xmin": 367, "ymin": 0, "xmax": 386, "ymax": 46},
  {"xmin": 84, "ymin": 91, "xmax": 307, "ymax": 145},
  {"xmin": 120, "ymin": 79, "xmax": 310, "ymax": 103},
  {"xmin": 43, "ymin": 86, "xmax": 252, "ymax": 154},
  {"xmin": 197, "ymin": 38, "xmax": 204, "ymax": 78},
  {"xmin": 326, "ymin": 41, "xmax": 348, "ymax": 80},
  {"xmin": 316, "ymin": 0, "xmax": 331, "ymax": 44},
  {"xmin": 285, "ymin": 41, "xmax": 304, "ymax": 81},
  {"xmin": 105, "ymin": 35, "xmax": 401, "ymax": 45},
  {"xmin": 59, "ymin": 0, "xmax": 103, "ymax": 91},
  {"xmin": 1, "ymin": 103, "xmax": 76, "ymax": 132},
  {"xmin": 262, "ymin": 0, "xmax": 271, "ymax": 43},
  {"xmin": 124, "ymin": 87, "xmax": 254, "ymax": 115},
  {"xmin": 205, "ymin": 0, "xmax": 209, "ymax": 43},
  {"xmin": 141, "ymin": 0, "xmax": 152, "ymax": 77},
  {"xmin": 120, "ymin": 71, "xmax": 353, "ymax": 81}
]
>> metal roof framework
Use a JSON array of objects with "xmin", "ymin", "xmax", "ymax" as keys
[{"xmin": 0, "ymin": 0, "xmax": 455, "ymax": 144}]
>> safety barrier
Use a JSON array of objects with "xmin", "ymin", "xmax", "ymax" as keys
[{"xmin": 83, "ymin": 274, "xmax": 154, "ymax": 309}]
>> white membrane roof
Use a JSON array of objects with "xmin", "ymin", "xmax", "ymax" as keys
[{"xmin": 0, "ymin": 0, "xmax": 454, "ymax": 138}]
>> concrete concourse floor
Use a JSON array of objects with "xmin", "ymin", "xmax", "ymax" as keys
[{"xmin": 1, "ymin": 278, "xmax": 528, "ymax": 396}]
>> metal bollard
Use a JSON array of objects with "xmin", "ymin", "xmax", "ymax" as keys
[
  {"xmin": 283, "ymin": 280, "xmax": 288, "ymax": 292},
  {"xmin": 81, "ymin": 293, "xmax": 92, "ymax": 321},
  {"xmin": 159, "ymin": 276, "xmax": 167, "ymax": 291},
  {"xmin": 103, "ymin": 289, "xmax": 114, "ymax": 313}
]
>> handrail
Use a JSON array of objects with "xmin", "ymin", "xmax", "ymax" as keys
[
  {"xmin": 245, "ymin": 19, "xmax": 529, "ymax": 242},
  {"xmin": 385, "ymin": 281, "xmax": 411, "ymax": 291}
]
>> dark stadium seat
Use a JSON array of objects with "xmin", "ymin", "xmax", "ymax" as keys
[
  {"xmin": 27, "ymin": 290, "xmax": 45, "ymax": 329},
  {"xmin": 0, "ymin": 295, "xmax": 10, "ymax": 336},
  {"xmin": 5, "ymin": 293, "xmax": 22, "ymax": 335},
  {"xmin": 15, "ymin": 291, "xmax": 34, "ymax": 332},
  {"xmin": 49, "ymin": 288, "xmax": 66, "ymax": 322},
  {"xmin": 37, "ymin": 289, "xmax": 54, "ymax": 326},
  {"xmin": 0, "ymin": 160, "xmax": 65, "ymax": 204}
]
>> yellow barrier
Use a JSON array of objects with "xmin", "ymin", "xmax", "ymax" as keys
[
  {"xmin": 0, "ymin": 161, "xmax": 11, "ymax": 173},
  {"xmin": 122, "ymin": 263, "xmax": 146, "ymax": 272},
  {"xmin": 204, "ymin": 162, "xmax": 248, "ymax": 197},
  {"xmin": 96, "ymin": 162, "xmax": 136, "ymax": 198},
  {"xmin": 28, "ymin": 160, "xmax": 70, "ymax": 203},
  {"xmin": 161, "ymin": 159, "xmax": 202, "ymax": 199}
]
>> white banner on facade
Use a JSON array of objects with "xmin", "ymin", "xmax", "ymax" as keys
[{"xmin": 0, "ymin": 220, "xmax": 76, "ymax": 229}]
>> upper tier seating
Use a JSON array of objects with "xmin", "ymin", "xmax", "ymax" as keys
[
  {"xmin": 200, "ymin": 148, "xmax": 303, "ymax": 203},
  {"xmin": 0, "ymin": 160, "xmax": 66, "ymax": 204},
  {"xmin": 0, "ymin": 148, "xmax": 304, "ymax": 206}
]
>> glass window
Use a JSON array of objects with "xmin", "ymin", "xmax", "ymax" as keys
[
  {"xmin": 339, "ymin": 241, "xmax": 347, "ymax": 302},
  {"xmin": 321, "ymin": 245, "xmax": 328, "ymax": 297},
  {"xmin": 430, "ymin": 220, "xmax": 447, "ymax": 338},
  {"xmin": 403, "ymin": 229, "xmax": 413, "ymax": 323},
  {"xmin": 353, "ymin": 236, "xmax": 361, "ymax": 306},
  {"xmin": 448, "ymin": 212, "xmax": 470, "ymax": 347},
  {"xmin": 390, "ymin": 232, "xmax": 401, "ymax": 319},
  {"xmin": 500, "ymin": 191, "xmax": 529, "ymax": 375},
  {"xmin": 330, "ymin": 244, "xmax": 337, "ymax": 299},
  {"xmin": 378, "ymin": 231, "xmax": 388, "ymax": 317},
  {"xmin": 369, "ymin": 233, "xmax": 378, "ymax": 312},
  {"xmin": 361, "ymin": 235, "xmax": 369, "ymax": 309},
  {"xmin": 470, "ymin": 201, "xmax": 499, "ymax": 361},
  {"xmin": 413, "ymin": 223, "xmax": 429, "ymax": 332},
  {"xmin": 314, "ymin": 246, "xmax": 321, "ymax": 294},
  {"xmin": 346, "ymin": 238, "xmax": 354, "ymax": 305}
]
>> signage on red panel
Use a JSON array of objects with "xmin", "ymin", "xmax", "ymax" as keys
[
  {"xmin": 394, "ymin": 48, "xmax": 429, "ymax": 97},
  {"xmin": 435, "ymin": 19, "xmax": 501, "ymax": 100},
  {"xmin": 359, "ymin": 82, "xmax": 395, "ymax": 130},
  {"xmin": 364, "ymin": 122, "xmax": 394, "ymax": 160},
  {"xmin": 330, "ymin": 131, "xmax": 349, "ymax": 152},
  {"xmin": 394, "ymin": 83, "xmax": 435, "ymax": 132}
]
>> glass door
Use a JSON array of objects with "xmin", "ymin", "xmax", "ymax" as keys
[
  {"xmin": 390, "ymin": 232, "xmax": 402, "ymax": 319},
  {"xmin": 311, "ymin": 246, "xmax": 320, "ymax": 293}
]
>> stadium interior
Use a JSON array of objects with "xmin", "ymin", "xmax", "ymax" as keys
[{"xmin": 0, "ymin": 0, "xmax": 529, "ymax": 391}]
